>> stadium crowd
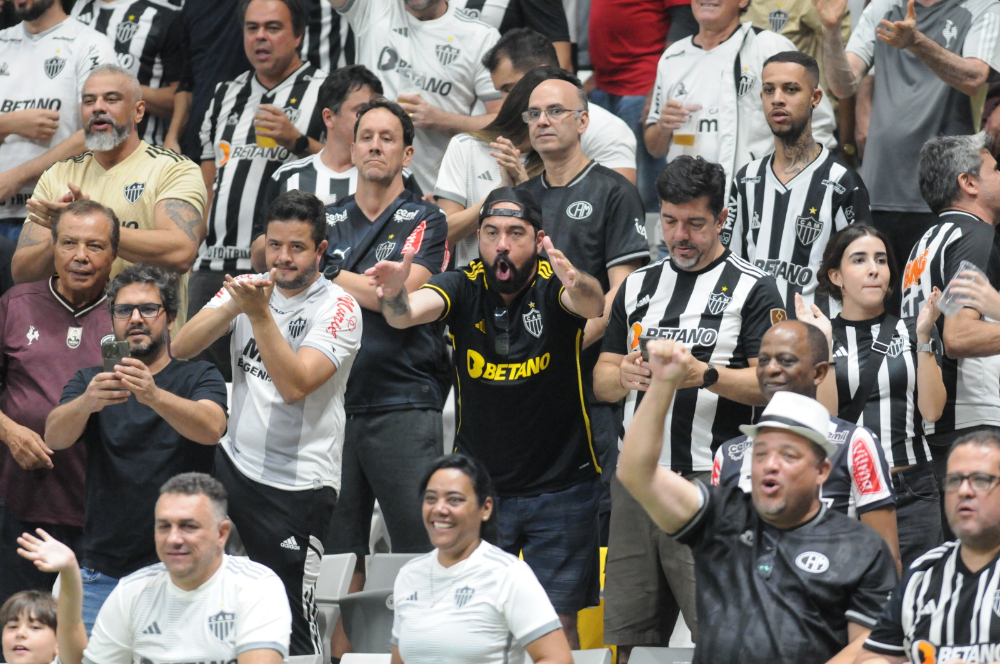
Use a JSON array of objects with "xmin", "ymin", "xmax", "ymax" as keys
[{"xmin": 4, "ymin": 0, "xmax": 1000, "ymax": 662}]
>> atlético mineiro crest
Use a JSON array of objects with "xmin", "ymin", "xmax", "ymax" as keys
[
  {"xmin": 44, "ymin": 56, "xmax": 66, "ymax": 80},
  {"xmin": 887, "ymin": 335, "xmax": 904, "ymax": 358},
  {"xmin": 287, "ymin": 316, "xmax": 306, "ymax": 338},
  {"xmin": 207, "ymin": 610, "xmax": 235, "ymax": 642},
  {"xmin": 992, "ymin": 590, "xmax": 1000, "ymax": 617},
  {"xmin": 737, "ymin": 68, "xmax": 755, "ymax": 97},
  {"xmin": 454, "ymin": 586, "xmax": 474, "ymax": 608},
  {"xmin": 436, "ymin": 43, "xmax": 460, "ymax": 66},
  {"xmin": 116, "ymin": 20, "xmax": 139, "ymax": 44},
  {"xmin": 375, "ymin": 240, "xmax": 396, "ymax": 262},
  {"xmin": 124, "ymin": 181, "xmax": 145, "ymax": 205},
  {"xmin": 66, "ymin": 326, "xmax": 82, "ymax": 349},
  {"xmin": 283, "ymin": 106, "xmax": 301, "ymax": 124},
  {"xmin": 707, "ymin": 291, "xmax": 732, "ymax": 316},
  {"xmin": 795, "ymin": 215, "xmax": 823, "ymax": 245},
  {"xmin": 769, "ymin": 8, "xmax": 789, "ymax": 31},
  {"xmin": 523, "ymin": 306, "xmax": 543, "ymax": 338}
]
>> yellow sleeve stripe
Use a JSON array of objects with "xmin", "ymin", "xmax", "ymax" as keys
[{"xmin": 420, "ymin": 283, "xmax": 452, "ymax": 321}]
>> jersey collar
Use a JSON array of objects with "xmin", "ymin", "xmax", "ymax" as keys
[
  {"xmin": 48, "ymin": 276, "xmax": 108, "ymax": 317},
  {"xmin": 253, "ymin": 61, "xmax": 311, "ymax": 94},
  {"xmin": 540, "ymin": 161, "xmax": 596, "ymax": 189}
]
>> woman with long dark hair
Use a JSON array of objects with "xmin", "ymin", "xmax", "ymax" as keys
[
  {"xmin": 798, "ymin": 224, "xmax": 946, "ymax": 567},
  {"xmin": 390, "ymin": 454, "xmax": 571, "ymax": 664}
]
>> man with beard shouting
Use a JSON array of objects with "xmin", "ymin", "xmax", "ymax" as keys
[
  {"xmin": 11, "ymin": 65, "xmax": 207, "ymax": 330},
  {"xmin": 43, "ymin": 263, "xmax": 228, "ymax": 632},
  {"xmin": 368, "ymin": 186, "xmax": 606, "ymax": 646}
]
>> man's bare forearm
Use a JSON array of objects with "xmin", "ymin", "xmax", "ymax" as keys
[
  {"xmin": 565, "ymin": 271, "xmax": 605, "ymax": 319},
  {"xmin": 379, "ymin": 288, "xmax": 412, "ymax": 327},
  {"xmin": 141, "ymin": 82, "xmax": 179, "ymax": 119},
  {"xmin": 908, "ymin": 33, "xmax": 989, "ymax": 95},
  {"xmin": 823, "ymin": 27, "xmax": 862, "ymax": 98},
  {"xmin": 148, "ymin": 390, "xmax": 225, "ymax": 445},
  {"xmin": 5, "ymin": 131, "xmax": 86, "ymax": 191},
  {"xmin": 11, "ymin": 220, "xmax": 55, "ymax": 283},
  {"xmin": 44, "ymin": 399, "xmax": 91, "ymax": 450}
]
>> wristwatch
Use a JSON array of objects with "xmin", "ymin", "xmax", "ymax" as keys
[
  {"xmin": 292, "ymin": 133, "xmax": 310, "ymax": 155},
  {"xmin": 916, "ymin": 339, "xmax": 939, "ymax": 354},
  {"xmin": 701, "ymin": 363, "xmax": 719, "ymax": 389},
  {"xmin": 324, "ymin": 263, "xmax": 341, "ymax": 280}
]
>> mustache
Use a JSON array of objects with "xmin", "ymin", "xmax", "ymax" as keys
[{"xmin": 87, "ymin": 114, "xmax": 119, "ymax": 131}]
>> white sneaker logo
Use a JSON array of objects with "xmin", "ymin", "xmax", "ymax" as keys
[{"xmin": 280, "ymin": 536, "xmax": 300, "ymax": 551}]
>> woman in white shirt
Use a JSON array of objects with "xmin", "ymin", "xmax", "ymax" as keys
[{"xmin": 391, "ymin": 454, "xmax": 572, "ymax": 664}]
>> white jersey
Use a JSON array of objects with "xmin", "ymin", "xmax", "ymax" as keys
[
  {"xmin": 206, "ymin": 275, "xmax": 362, "ymax": 491},
  {"xmin": 391, "ymin": 542, "xmax": 562, "ymax": 664},
  {"xmin": 337, "ymin": 0, "xmax": 502, "ymax": 191},
  {"xmin": 435, "ymin": 107, "xmax": 636, "ymax": 267},
  {"xmin": 83, "ymin": 555, "xmax": 290, "ymax": 664},
  {"xmin": 0, "ymin": 18, "xmax": 115, "ymax": 219}
]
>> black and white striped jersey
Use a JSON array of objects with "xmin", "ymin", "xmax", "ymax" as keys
[
  {"xmin": 900, "ymin": 210, "xmax": 1000, "ymax": 435},
  {"xmin": 832, "ymin": 313, "xmax": 932, "ymax": 468},
  {"xmin": 301, "ymin": 0, "xmax": 354, "ymax": 73},
  {"xmin": 724, "ymin": 147, "xmax": 871, "ymax": 314},
  {"xmin": 865, "ymin": 541, "xmax": 1000, "ymax": 662},
  {"xmin": 196, "ymin": 63, "xmax": 327, "ymax": 273},
  {"xmin": 71, "ymin": 0, "xmax": 183, "ymax": 146},
  {"xmin": 602, "ymin": 251, "xmax": 785, "ymax": 473}
]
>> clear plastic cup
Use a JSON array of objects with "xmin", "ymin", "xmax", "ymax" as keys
[
  {"xmin": 938, "ymin": 260, "xmax": 986, "ymax": 317},
  {"xmin": 672, "ymin": 104, "xmax": 702, "ymax": 148}
]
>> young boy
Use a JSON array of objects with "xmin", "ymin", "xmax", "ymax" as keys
[{"xmin": 1, "ymin": 591, "xmax": 58, "ymax": 664}]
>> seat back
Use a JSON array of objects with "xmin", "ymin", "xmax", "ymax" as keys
[
  {"xmin": 341, "ymin": 655, "xmax": 392, "ymax": 664},
  {"xmin": 339, "ymin": 589, "xmax": 396, "ymax": 654},
  {"xmin": 365, "ymin": 553, "xmax": 421, "ymax": 591},
  {"xmin": 628, "ymin": 647, "xmax": 695, "ymax": 664},
  {"xmin": 316, "ymin": 552, "xmax": 357, "ymax": 602},
  {"xmin": 571, "ymin": 648, "xmax": 613, "ymax": 664}
]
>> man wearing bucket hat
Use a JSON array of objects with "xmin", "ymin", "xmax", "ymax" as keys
[
  {"xmin": 617, "ymin": 338, "xmax": 897, "ymax": 663},
  {"xmin": 368, "ymin": 185, "xmax": 606, "ymax": 646}
]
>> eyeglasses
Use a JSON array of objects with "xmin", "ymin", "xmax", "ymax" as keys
[
  {"xmin": 112, "ymin": 303, "xmax": 165, "ymax": 320},
  {"xmin": 942, "ymin": 472, "xmax": 1000, "ymax": 493},
  {"xmin": 494, "ymin": 307, "xmax": 510, "ymax": 356},
  {"xmin": 521, "ymin": 107, "xmax": 584, "ymax": 125}
]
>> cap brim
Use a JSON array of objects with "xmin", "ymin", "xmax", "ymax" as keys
[{"xmin": 738, "ymin": 422, "xmax": 838, "ymax": 459}]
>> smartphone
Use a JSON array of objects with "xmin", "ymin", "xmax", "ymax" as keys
[
  {"xmin": 639, "ymin": 333, "xmax": 654, "ymax": 362},
  {"xmin": 102, "ymin": 339, "xmax": 130, "ymax": 373}
]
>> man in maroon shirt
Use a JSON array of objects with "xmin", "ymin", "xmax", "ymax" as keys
[{"xmin": 0, "ymin": 199, "xmax": 118, "ymax": 604}]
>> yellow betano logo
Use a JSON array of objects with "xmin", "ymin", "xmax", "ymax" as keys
[{"xmin": 467, "ymin": 349, "xmax": 550, "ymax": 381}]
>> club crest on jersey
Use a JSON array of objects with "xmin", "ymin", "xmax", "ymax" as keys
[
  {"xmin": 66, "ymin": 326, "xmax": 82, "ymax": 349},
  {"xmin": 283, "ymin": 107, "xmax": 301, "ymax": 124},
  {"xmin": 737, "ymin": 68, "xmax": 755, "ymax": 97},
  {"xmin": 287, "ymin": 316, "xmax": 306, "ymax": 339},
  {"xmin": 566, "ymin": 201, "xmax": 593, "ymax": 220},
  {"xmin": 795, "ymin": 214, "xmax": 824, "ymax": 245},
  {"xmin": 769, "ymin": 7, "xmax": 789, "ymax": 31},
  {"xmin": 116, "ymin": 20, "xmax": 139, "ymax": 43},
  {"xmin": 26, "ymin": 325, "xmax": 38, "ymax": 345},
  {"xmin": 436, "ymin": 43, "xmax": 460, "ymax": 66},
  {"xmin": 455, "ymin": 586, "xmax": 475, "ymax": 608},
  {"xmin": 376, "ymin": 240, "xmax": 396, "ymax": 262},
  {"xmin": 887, "ymin": 335, "xmax": 905, "ymax": 358},
  {"xmin": 523, "ymin": 306, "xmax": 543, "ymax": 338},
  {"xmin": 207, "ymin": 610, "xmax": 235, "ymax": 642},
  {"xmin": 44, "ymin": 56, "xmax": 66, "ymax": 80},
  {"xmin": 0, "ymin": 63, "xmax": 9, "ymax": 76},
  {"xmin": 675, "ymin": 82, "xmax": 688, "ymax": 97},
  {"xmin": 794, "ymin": 551, "xmax": 830, "ymax": 574},
  {"xmin": 749, "ymin": 211, "xmax": 761, "ymax": 230},
  {"xmin": 124, "ymin": 181, "xmax": 145, "ymax": 205},
  {"xmin": 706, "ymin": 291, "xmax": 732, "ymax": 316},
  {"xmin": 993, "ymin": 590, "xmax": 1000, "ymax": 617}
]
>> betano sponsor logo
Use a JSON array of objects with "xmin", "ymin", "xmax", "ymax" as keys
[
  {"xmin": 754, "ymin": 258, "xmax": 813, "ymax": 286},
  {"xmin": 1, "ymin": 98, "xmax": 61, "ymax": 112},
  {"xmin": 466, "ymin": 349, "xmax": 550, "ymax": 381}
]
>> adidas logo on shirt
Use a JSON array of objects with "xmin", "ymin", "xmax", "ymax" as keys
[
  {"xmin": 478, "ymin": 171, "xmax": 493, "ymax": 181},
  {"xmin": 393, "ymin": 27, "xmax": 409, "ymax": 37},
  {"xmin": 280, "ymin": 536, "xmax": 300, "ymax": 551},
  {"xmin": 142, "ymin": 622, "xmax": 161, "ymax": 635},
  {"xmin": 405, "ymin": 592, "xmax": 418, "ymax": 601},
  {"xmin": 833, "ymin": 346, "xmax": 849, "ymax": 358}
]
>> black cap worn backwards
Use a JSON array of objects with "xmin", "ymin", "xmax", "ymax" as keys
[{"xmin": 478, "ymin": 186, "xmax": 543, "ymax": 231}]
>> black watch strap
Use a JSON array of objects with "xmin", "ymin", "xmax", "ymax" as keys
[
  {"xmin": 701, "ymin": 363, "xmax": 719, "ymax": 389},
  {"xmin": 293, "ymin": 133, "xmax": 310, "ymax": 154}
]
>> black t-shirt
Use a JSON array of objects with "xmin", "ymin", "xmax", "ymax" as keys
[
  {"xmin": 61, "ymin": 359, "xmax": 228, "ymax": 578},
  {"xmin": 422, "ymin": 258, "xmax": 598, "ymax": 496},
  {"xmin": 676, "ymin": 482, "xmax": 897, "ymax": 663},
  {"xmin": 323, "ymin": 190, "xmax": 448, "ymax": 413}
]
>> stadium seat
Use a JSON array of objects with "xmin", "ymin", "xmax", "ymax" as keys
[
  {"xmin": 341, "ymin": 655, "xmax": 391, "ymax": 664},
  {"xmin": 365, "ymin": 553, "xmax": 421, "ymax": 590},
  {"xmin": 628, "ymin": 647, "xmax": 696, "ymax": 664},
  {"xmin": 572, "ymin": 648, "xmax": 614, "ymax": 664},
  {"xmin": 339, "ymin": 588, "xmax": 396, "ymax": 653},
  {"xmin": 315, "ymin": 553, "xmax": 357, "ymax": 663}
]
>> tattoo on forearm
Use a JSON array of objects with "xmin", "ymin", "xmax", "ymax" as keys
[
  {"xmin": 161, "ymin": 199, "xmax": 203, "ymax": 243},
  {"xmin": 16, "ymin": 222, "xmax": 43, "ymax": 248},
  {"xmin": 380, "ymin": 289, "xmax": 410, "ymax": 317}
]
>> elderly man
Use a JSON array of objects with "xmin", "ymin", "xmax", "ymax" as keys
[
  {"xmin": 17, "ymin": 472, "xmax": 291, "ymax": 664},
  {"xmin": 619, "ymin": 342, "xmax": 897, "ymax": 662},
  {"xmin": 0, "ymin": 200, "xmax": 117, "ymax": 605},
  {"xmin": 10, "ymin": 64, "xmax": 207, "ymax": 329}
]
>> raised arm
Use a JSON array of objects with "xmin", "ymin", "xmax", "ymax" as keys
[
  {"xmin": 545, "ymin": 237, "xmax": 604, "ymax": 319},
  {"xmin": 171, "ymin": 295, "xmax": 241, "ymax": 359},
  {"xmin": 45, "ymin": 374, "xmax": 129, "ymax": 450},
  {"xmin": 367, "ymin": 250, "xmax": 447, "ymax": 328},
  {"xmin": 815, "ymin": 0, "xmax": 870, "ymax": 97},
  {"xmin": 616, "ymin": 339, "xmax": 704, "ymax": 533}
]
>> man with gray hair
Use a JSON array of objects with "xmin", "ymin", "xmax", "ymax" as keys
[
  {"xmin": 900, "ymin": 132, "xmax": 1000, "ymax": 528},
  {"xmin": 11, "ymin": 64, "xmax": 207, "ymax": 330},
  {"xmin": 43, "ymin": 263, "xmax": 228, "ymax": 631}
]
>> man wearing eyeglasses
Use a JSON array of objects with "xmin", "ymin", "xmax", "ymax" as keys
[
  {"xmin": 368, "ymin": 186, "xmax": 606, "ymax": 647},
  {"xmin": 43, "ymin": 262, "xmax": 228, "ymax": 632},
  {"xmin": 857, "ymin": 430, "xmax": 1000, "ymax": 664}
]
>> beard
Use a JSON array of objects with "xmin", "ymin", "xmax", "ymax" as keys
[
  {"xmin": 273, "ymin": 261, "xmax": 318, "ymax": 291},
  {"xmin": 15, "ymin": 0, "xmax": 55, "ymax": 22},
  {"xmin": 483, "ymin": 249, "xmax": 537, "ymax": 295},
  {"xmin": 770, "ymin": 114, "xmax": 810, "ymax": 144},
  {"xmin": 84, "ymin": 114, "xmax": 132, "ymax": 152},
  {"xmin": 667, "ymin": 241, "xmax": 704, "ymax": 270},
  {"xmin": 121, "ymin": 324, "xmax": 168, "ymax": 360},
  {"xmin": 403, "ymin": 0, "xmax": 442, "ymax": 12}
]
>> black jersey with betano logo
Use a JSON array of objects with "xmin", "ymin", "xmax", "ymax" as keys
[
  {"xmin": 324, "ymin": 190, "xmax": 449, "ymax": 413},
  {"xmin": 422, "ymin": 259, "xmax": 599, "ymax": 496}
]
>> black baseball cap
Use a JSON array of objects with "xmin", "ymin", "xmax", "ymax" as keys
[{"xmin": 478, "ymin": 187, "xmax": 543, "ymax": 230}]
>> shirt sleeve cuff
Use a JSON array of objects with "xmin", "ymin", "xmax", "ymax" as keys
[
  {"xmin": 608, "ymin": 250, "xmax": 651, "ymax": 269},
  {"xmin": 235, "ymin": 643, "xmax": 288, "ymax": 657},
  {"xmin": 518, "ymin": 619, "xmax": 562, "ymax": 646},
  {"xmin": 434, "ymin": 188, "xmax": 465, "ymax": 205},
  {"xmin": 845, "ymin": 610, "xmax": 879, "ymax": 629},
  {"xmin": 862, "ymin": 637, "xmax": 906, "ymax": 655},
  {"xmin": 669, "ymin": 480, "xmax": 709, "ymax": 540}
]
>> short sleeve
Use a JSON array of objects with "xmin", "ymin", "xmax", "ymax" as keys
[
  {"xmin": 75, "ymin": 32, "xmax": 117, "ymax": 96},
  {"xmin": 435, "ymin": 136, "xmax": 473, "ymax": 206},
  {"xmin": 499, "ymin": 561, "xmax": 563, "ymax": 645},
  {"xmin": 845, "ymin": 538, "xmax": 897, "ymax": 628},
  {"xmin": 235, "ymin": 570, "xmax": 292, "ymax": 657},
  {"xmin": 736, "ymin": 275, "xmax": 785, "ymax": 359},
  {"xmin": 299, "ymin": 291, "xmax": 363, "ymax": 370},
  {"xmin": 60, "ymin": 369, "xmax": 90, "ymax": 405},
  {"xmin": 157, "ymin": 157, "xmax": 208, "ymax": 215},
  {"xmin": 848, "ymin": 427, "xmax": 896, "ymax": 514},
  {"xmin": 473, "ymin": 30, "xmax": 502, "ymax": 102},
  {"xmin": 82, "ymin": 583, "xmax": 133, "ymax": 664},
  {"xmin": 188, "ymin": 362, "xmax": 229, "ymax": 416},
  {"xmin": 337, "ymin": 0, "xmax": 381, "ymax": 29},
  {"xmin": 421, "ymin": 270, "xmax": 469, "ymax": 324},
  {"xmin": 833, "ymin": 173, "xmax": 872, "ymax": 231},
  {"xmin": 944, "ymin": 223, "xmax": 995, "ymax": 282},
  {"xmin": 846, "ymin": 0, "xmax": 883, "ymax": 68},
  {"xmin": 604, "ymin": 182, "xmax": 651, "ymax": 269},
  {"xmin": 863, "ymin": 575, "xmax": 909, "ymax": 656},
  {"xmin": 600, "ymin": 281, "xmax": 630, "ymax": 356},
  {"xmin": 517, "ymin": 0, "xmax": 570, "ymax": 42},
  {"xmin": 963, "ymin": 2, "xmax": 1000, "ymax": 71},
  {"xmin": 407, "ymin": 208, "xmax": 449, "ymax": 276},
  {"xmin": 582, "ymin": 111, "xmax": 638, "ymax": 171}
]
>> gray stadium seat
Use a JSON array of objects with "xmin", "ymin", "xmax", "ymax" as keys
[
  {"xmin": 629, "ymin": 647, "xmax": 696, "ymax": 664},
  {"xmin": 339, "ymin": 588, "xmax": 396, "ymax": 653},
  {"xmin": 365, "ymin": 553, "xmax": 421, "ymax": 590},
  {"xmin": 340, "ymin": 655, "xmax": 391, "ymax": 664},
  {"xmin": 572, "ymin": 648, "xmax": 614, "ymax": 664},
  {"xmin": 315, "ymin": 553, "xmax": 357, "ymax": 663}
]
